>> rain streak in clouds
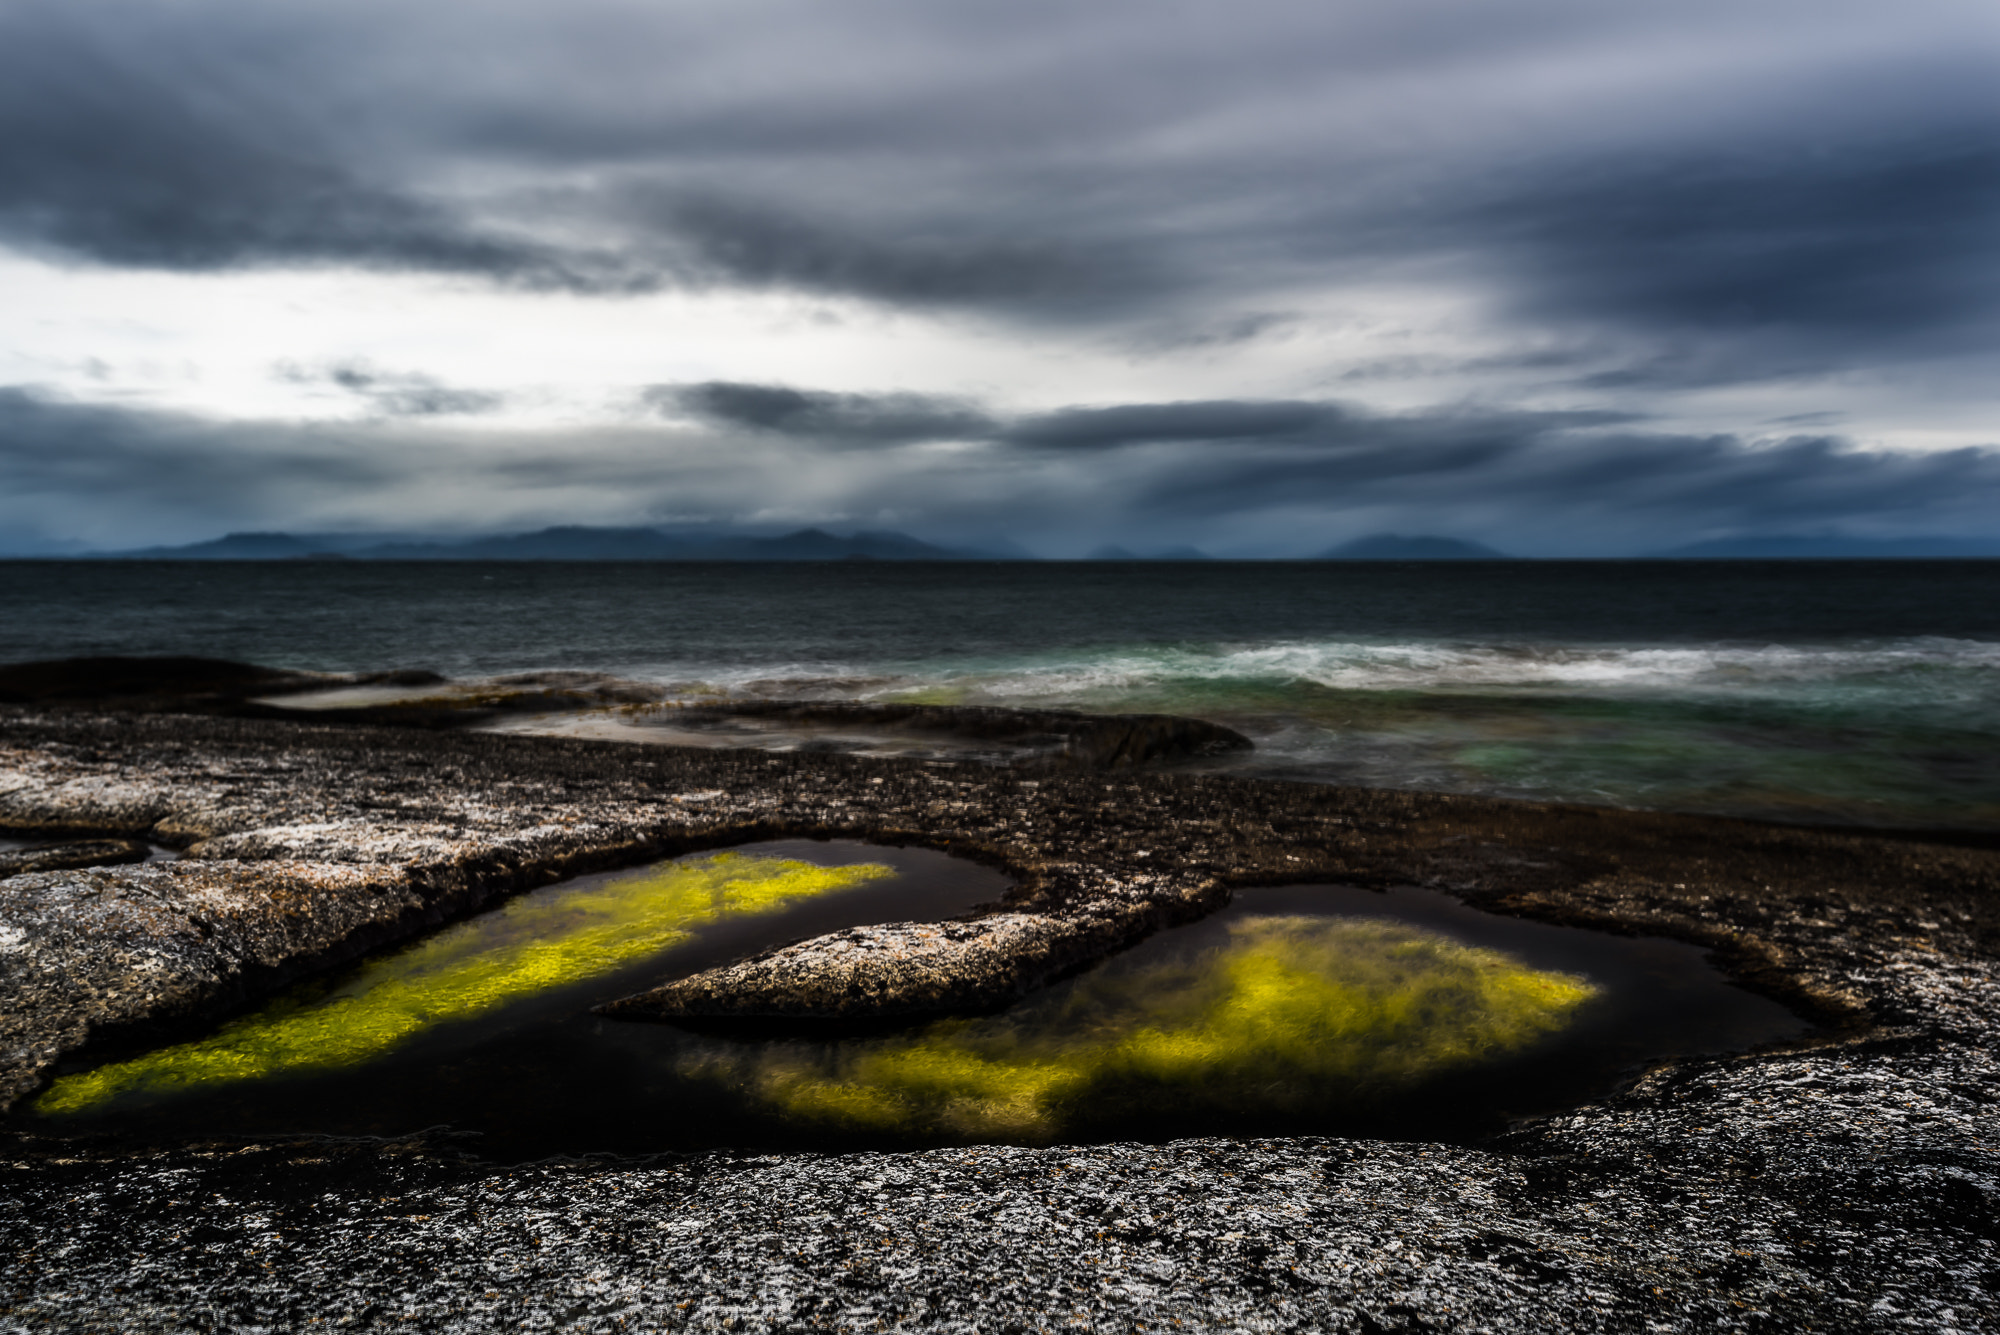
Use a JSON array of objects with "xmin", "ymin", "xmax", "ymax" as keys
[{"xmin": 0, "ymin": 0, "xmax": 1995, "ymax": 553}]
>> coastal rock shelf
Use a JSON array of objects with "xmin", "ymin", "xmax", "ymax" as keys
[
  {"xmin": 0, "ymin": 838, "xmax": 150, "ymax": 877},
  {"xmin": 3, "ymin": 703, "xmax": 1998, "ymax": 1331},
  {"xmin": 0, "ymin": 655, "xmax": 1257, "ymax": 771}
]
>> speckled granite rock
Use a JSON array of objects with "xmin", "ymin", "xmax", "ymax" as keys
[
  {"xmin": 0, "ymin": 840, "xmax": 147, "ymax": 877},
  {"xmin": 3, "ymin": 703, "xmax": 1998, "ymax": 1332},
  {"xmin": 0, "ymin": 857, "xmax": 458, "ymax": 1109},
  {"xmin": 599, "ymin": 908, "xmax": 1173, "ymax": 1022}
]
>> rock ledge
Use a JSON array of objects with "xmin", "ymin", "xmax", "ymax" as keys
[{"xmin": 598, "ymin": 908, "xmax": 1168, "ymax": 1021}]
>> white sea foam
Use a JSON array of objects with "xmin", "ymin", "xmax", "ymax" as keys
[
  {"xmin": 805, "ymin": 636, "xmax": 2000, "ymax": 705},
  {"xmin": 475, "ymin": 636, "xmax": 2000, "ymax": 732},
  {"xmin": 461, "ymin": 636, "xmax": 2000, "ymax": 826}
]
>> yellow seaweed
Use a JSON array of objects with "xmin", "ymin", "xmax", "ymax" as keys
[
  {"xmin": 734, "ymin": 916, "xmax": 1597, "ymax": 1141},
  {"xmin": 39, "ymin": 851, "xmax": 893, "ymax": 1114}
]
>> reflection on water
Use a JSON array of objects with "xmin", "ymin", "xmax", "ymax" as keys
[
  {"xmin": 704, "ymin": 916, "xmax": 1596, "ymax": 1141},
  {"xmin": 37, "ymin": 850, "xmax": 895, "ymax": 1114}
]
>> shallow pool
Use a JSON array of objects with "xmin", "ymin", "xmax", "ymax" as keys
[{"xmin": 22, "ymin": 856, "xmax": 1806, "ymax": 1159}]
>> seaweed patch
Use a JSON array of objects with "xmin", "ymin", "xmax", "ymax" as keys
[
  {"xmin": 695, "ymin": 916, "xmax": 1598, "ymax": 1141},
  {"xmin": 37, "ymin": 851, "xmax": 895, "ymax": 1114}
]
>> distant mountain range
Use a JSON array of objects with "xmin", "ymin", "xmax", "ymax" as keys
[
  {"xmin": 1085, "ymin": 544, "xmax": 1215, "ymax": 561},
  {"xmin": 93, "ymin": 527, "xmax": 1021, "ymax": 562},
  {"xmin": 1317, "ymin": 534, "xmax": 1509, "ymax": 560},
  {"xmin": 39, "ymin": 526, "xmax": 2000, "ymax": 562}
]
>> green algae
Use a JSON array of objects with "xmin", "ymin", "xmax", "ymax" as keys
[
  {"xmin": 709, "ymin": 916, "xmax": 1597, "ymax": 1142},
  {"xmin": 38, "ymin": 851, "xmax": 894, "ymax": 1115}
]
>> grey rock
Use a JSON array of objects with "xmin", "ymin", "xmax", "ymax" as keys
[
  {"xmin": 3, "ymin": 703, "xmax": 1999, "ymax": 1332},
  {"xmin": 599, "ymin": 908, "xmax": 1167, "ymax": 1021},
  {"xmin": 0, "ymin": 839, "xmax": 147, "ymax": 877}
]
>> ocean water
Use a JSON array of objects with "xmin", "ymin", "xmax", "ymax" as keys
[{"xmin": 4, "ymin": 559, "xmax": 1998, "ymax": 830}]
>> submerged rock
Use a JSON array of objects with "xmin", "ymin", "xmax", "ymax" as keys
[
  {"xmin": 654, "ymin": 700, "xmax": 1255, "ymax": 771},
  {"xmin": 0, "ymin": 655, "xmax": 441, "ymax": 714},
  {"xmin": 0, "ymin": 655, "xmax": 335, "ymax": 707},
  {"xmin": 0, "ymin": 655, "xmax": 1255, "ymax": 772}
]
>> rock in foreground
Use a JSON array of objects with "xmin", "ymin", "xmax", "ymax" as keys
[
  {"xmin": 598, "ymin": 909, "xmax": 1169, "ymax": 1022},
  {"xmin": 2, "ymin": 702, "xmax": 1998, "ymax": 1332}
]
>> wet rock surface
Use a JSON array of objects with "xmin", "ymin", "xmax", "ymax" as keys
[
  {"xmin": 0, "ymin": 656, "xmax": 434, "ymax": 712},
  {"xmin": 3, "ymin": 655, "xmax": 1255, "ymax": 769},
  {"xmin": 2, "ymin": 702, "xmax": 1997, "ymax": 1331},
  {"xmin": 652, "ymin": 700, "xmax": 1256, "ymax": 771}
]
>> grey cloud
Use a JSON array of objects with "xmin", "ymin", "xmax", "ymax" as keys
[
  {"xmin": 585, "ymin": 380, "xmax": 2000, "ymax": 552},
  {"xmin": 0, "ymin": 387, "xmax": 393, "ymax": 526},
  {"xmin": 0, "ymin": 8, "xmax": 647, "ymax": 289},
  {"xmin": 284, "ymin": 361, "xmax": 506, "ymax": 418},
  {"xmin": 653, "ymin": 387, "xmax": 1629, "ymax": 457},
  {"xmin": 0, "ymin": 387, "xmax": 673, "ymax": 545},
  {"xmin": 1475, "ymin": 128, "xmax": 2000, "ymax": 355},
  {"xmin": 3, "ymin": 0, "xmax": 1990, "ymax": 369},
  {"xmin": 7, "ymin": 383, "xmax": 1995, "ymax": 557},
  {"xmin": 654, "ymin": 382, "xmax": 995, "ymax": 444},
  {"xmin": 1006, "ymin": 401, "xmax": 1342, "ymax": 449},
  {"xmin": 657, "ymin": 197, "xmax": 1160, "ymax": 315},
  {"xmin": 1126, "ymin": 408, "xmax": 2000, "ymax": 551},
  {"xmin": 989, "ymin": 397, "xmax": 1633, "ymax": 456},
  {"xmin": 0, "ymin": 0, "xmax": 1996, "ymax": 577},
  {"xmin": 1335, "ymin": 348, "xmax": 1599, "ymax": 384}
]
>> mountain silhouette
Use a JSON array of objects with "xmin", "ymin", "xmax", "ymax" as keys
[{"xmin": 1318, "ymin": 534, "xmax": 1508, "ymax": 560}]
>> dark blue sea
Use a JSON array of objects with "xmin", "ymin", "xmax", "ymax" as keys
[{"xmin": 4, "ymin": 560, "xmax": 1998, "ymax": 831}]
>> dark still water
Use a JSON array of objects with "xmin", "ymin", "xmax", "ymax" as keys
[
  {"xmin": 4, "ymin": 559, "xmax": 1999, "ymax": 828},
  {"xmin": 19, "ymin": 844, "xmax": 1801, "ymax": 1160}
]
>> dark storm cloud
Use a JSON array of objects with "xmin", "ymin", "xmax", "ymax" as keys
[
  {"xmin": 655, "ymin": 382, "xmax": 995, "ymax": 444},
  {"xmin": 1119, "ymin": 406, "xmax": 1645, "ymax": 511},
  {"xmin": 0, "ymin": 388, "xmax": 391, "ymax": 514},
  {"xmin": 3, "ymin": 0, "xmax": 1991, "ymax": 371},
  {"xmin": 658, "ymin": 198, "xmax": 1160, "ymax": 315},
  {"xmin": 1005, "ymin": 401, "xmax": 1341, "ymax": 449},
  {"xmin": 652, "ymin": 386, "xmax": 1632, "ymax": 456},
  {"xmin": 0, "ymin": 6, "xmax": 647, "ymax": 289},
  {"xmin": 8, "ymin": 383, "xmax": 1992, "ymax": 556},
  {"xmin": 1471, "ymin": 130, "xmax": 2000, "ymax": 360},
  {"xmin": 0, "ymin": 386, "xmax": 692, "ymax": 546},
  {"xmin": 1123, "ymin": 407, "xmax": 2000, "ymax": 548}
]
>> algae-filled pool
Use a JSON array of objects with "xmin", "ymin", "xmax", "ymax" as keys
[{"xmin": 23, "ymin": 846, "xmax": 1805, "ymax": 1159}]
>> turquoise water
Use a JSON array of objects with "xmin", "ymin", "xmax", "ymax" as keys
[
  {"xmin": 4, "ymin": 560, "xmax": 1997, "ymax": 829},
  {"xmin": 892, "ymin": 636, "xmax": 2000, "ymax": 828}
]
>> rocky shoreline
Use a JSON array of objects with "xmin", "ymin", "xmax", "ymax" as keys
[{"xmin": 2, "ymin": 703, "xmax": 1996, "ymax": 1332}]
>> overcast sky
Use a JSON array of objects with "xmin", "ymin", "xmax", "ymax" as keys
[{"xmin": 2, "ymin": 0, "xmax": 1995, "ymax": 555}]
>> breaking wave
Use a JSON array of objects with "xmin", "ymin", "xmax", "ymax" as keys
[{"xmin": 621, "ymin": 635, "xmax": 2000, "ymax": 712}]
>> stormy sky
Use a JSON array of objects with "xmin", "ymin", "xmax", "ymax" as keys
[{"xmin": 1, "ymin": 0, "xmax": 1995, "ymax": 555}]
